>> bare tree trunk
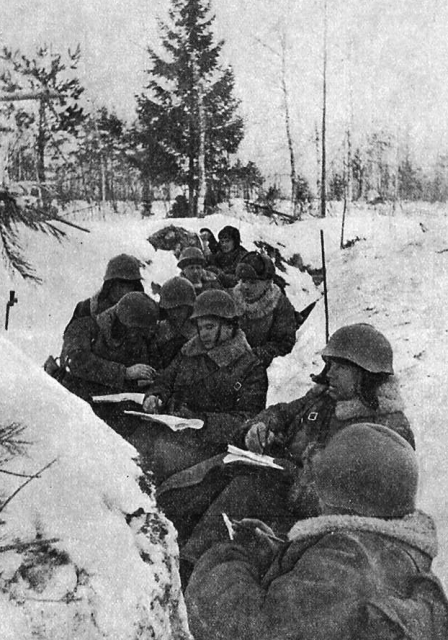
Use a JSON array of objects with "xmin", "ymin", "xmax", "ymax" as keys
[
  {"xmin": 320, "ymin": 0, "xmax": 328, "ymax": 218},
  {"xmin": 280, "ymin": 33, "xmax": 297, "ymax": 217},
  {"xmin": 37, "ymin": 97, "xmax": 46, "ymax": 186},
  {"xmin": 315, "ymin": 123, "xmax": 321, "ymax": 207},
  {"xmin": 197, "ymin": 85, "xmax": 206, "ymax": 217},
  {"xmin": 192, "ymin": 57, "xmax": 206, "ymax": 217},
  {"xmin": 188, "ymin": 149, "xmax": 196, "ymax": 217}
]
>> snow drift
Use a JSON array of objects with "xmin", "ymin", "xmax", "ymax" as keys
[{"xmin": 0, "ymin": 336, "xmax": 191, "ymax": 640}]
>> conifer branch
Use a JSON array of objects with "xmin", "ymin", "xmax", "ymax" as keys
[{"xmin": 0, "ymin": 458, "xmax": 58, "ymax": 513}]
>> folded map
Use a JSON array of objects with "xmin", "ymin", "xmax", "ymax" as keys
[
  {"xmin": 123, "ymin": 410, "xmax": 204, "ymax": 432},
  {"xmin": 223, "ymin": 444, "xmax": 284, "ymax": 470}
]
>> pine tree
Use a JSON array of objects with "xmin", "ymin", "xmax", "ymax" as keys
[
  {"xmin": 0, "ymin": 45, "xmax": 85, "ymax": 197},
  {"xmin": 136, "ymin": 0, "xmax": 243, "ymax": 215}
]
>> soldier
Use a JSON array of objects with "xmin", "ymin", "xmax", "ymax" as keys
[
  {"xmin": 207, "ymin": 226, "xmax": 248, "ymax": 288},
  {"xmin": 60, "ymin": 292, "xmax": 159, "ymax": 401},
  {"xmin": 232, "ymin": 251, "xmax": 297, "ymax": 367},
  {"xmin": 154, "ymin": 276, "xmax": 197, "ymax": 369},
  {"xmin": 129, "ymin": 290, "xmax": 268, "ymax": 485},
  {"xmin": 67, "ymin": 253, "xmax": 145, "ymax": 326},
  {"xmin": 172, "ymin": 323, "xmax": 415, "ymax": 572},
  {"xmin": 186, "ymin": 423, "xmax": 448, "ymax": 640},
  {"xmin": 177, "ymin": 247, "xmax": 222, "ymax": 295}
]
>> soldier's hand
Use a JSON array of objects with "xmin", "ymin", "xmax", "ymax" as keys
[
  {"xmin": 245, "ymin": 422, "xmax": 275, "ymax": 454},
  {"xmin": 142, "ymin": 395, "xmax": 162, "ymax": 414},
  {"xmin": 232, "ymin": 518, "xmax": 283, "ymax": 571},
  {"xmin": 125, "ymin": 364, "xmax": 156, "ymax": 381}
]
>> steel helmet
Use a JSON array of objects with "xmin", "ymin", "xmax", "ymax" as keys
[
  {"xmin": 104, "ymin": 254, "xmax": 142, "ymax": 282},
  {"xmin": 116, "ymin": 292, "xmax": 159, "ymax": 328},
  {"xmin": 190, "ymin": 290, "xmax": 238, "ymax": 321},
  {"xmin": 159, "ymin": 277, "xmax": 196, "ymax": 309},
  {"xmin": 236, "ymin": 251, "xmax": 275, "ymax": 281},
  {"xmin": 177, "ymin": 247, "xmax": 206, "ymax": 270},
  {"xmin": 321, "ymin": 323, "xmax": 394, "ymax": 374}
]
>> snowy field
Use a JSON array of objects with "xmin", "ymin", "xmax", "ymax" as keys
[{"xmin": 0, "ymin": 199, "xmax": 448, "ymax": 635}]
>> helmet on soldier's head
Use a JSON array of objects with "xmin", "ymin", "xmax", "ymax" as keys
[
  {"xmin": 236, "ymin": 251, "xmax": 275, "ymax": 281},
  {"xmin": 104, "ymin": 254, "xmax": 142, "ymax": 282},
  {"xmin": 116, "ymin": 292, "xmax": 159, "ymax": 329},
  {"xmin": 314, "ymin": 423, "xmax": 417, "ymax": 517},
  {"xmin": 177, "ymin": 247, "xmax": 206, "ymax": 270},
  {"xmin": 190, "ymin": 290, "xmax": 238, "ymax": 321},
  {"xmin": 159, "ymin": 277, "xmax": 196, "ymax": 309},
  {"xmin": 321, "ymin": 324, "xmax": 393, "ymax": 374}
]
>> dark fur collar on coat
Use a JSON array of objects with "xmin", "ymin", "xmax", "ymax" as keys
[
  {"xmin": 287, "ymin": 509, "xmax": 438, "ymax": 559},
  {"xmin": 335, "ymin": 376, "xmax": 405, "ymax": 421},
  {"xmin": 233, "ymin": 282, "xmax": 282, "ymax": 320},
  {"xmin": 181, "ymin": 328, "xmax": 252, "ymax": 368}
]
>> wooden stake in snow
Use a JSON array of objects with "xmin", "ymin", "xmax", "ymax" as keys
[
  {"xmin": 4, "ymin": 290, "xmax": 17, "ymax": 331},
  {"xmin": 320, "ymin": 230, "xmax": 329, "ymax": 342}
]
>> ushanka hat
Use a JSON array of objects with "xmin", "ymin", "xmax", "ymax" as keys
[{"xmin": 235, "ymin": 252, "xmax": 275, "ymax": 281}]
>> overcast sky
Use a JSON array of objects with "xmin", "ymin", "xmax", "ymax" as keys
[{"xmin": 2, "ymin": 0, "xmax": 448, "ymax": 177}]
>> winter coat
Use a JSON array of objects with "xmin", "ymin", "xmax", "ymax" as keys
[
  {"xmin": 153, "ymin": 318, "xmax": 197, "ymax": 370},
  {"xmin": 186, "ymin": 510, "xmax": 448, "ymax": 640},
  {"xmin": 175, "ymin": 377, "xmax": 414, "ymax": 563},
  {"xmin": 136, "ymin": 330, "xmax": 268, "ymax": 482},
  {"xmin": 208, "ymin": 245, "xmax": 248, "ymax": 288},
  {"xmin": 60, "ymin": 305, "xmax": 156, "ymax": 401},
  {"xmin": 240, "ymin": 377, "xmax": 415, "ymax": 457},
  {"xmin": 232, "ymin": 282, "xmax": 297, "ymax": 367},
  {"xmin": 148, "ymin": 329, "xmax": 267, "ymax": 445}
]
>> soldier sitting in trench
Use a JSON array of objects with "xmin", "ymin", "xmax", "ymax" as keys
[
  {"xmin": 66, "ymin": 253, "xmax": 145, "ymax": 328},
  {"xmin": 60, "ymin": 292, "xmax": 159, "ymax": 437},
  {"xmin": 177, "ymin": 247, "xmax": 223, "ymax": 296},
  {"xmin": 185, "ymin": 423, "xmax": 448, "ymax": 640},
  {"xmin": 152, "ymin": 276, "xmax": 197, "ymax": 370},
  {"xmin": 127, "ymin": 289, "xmax": 268, "ymax": 485},
  {"xmin": 231, "ymin": 251, "xmax": 297, "ymax": 368}
]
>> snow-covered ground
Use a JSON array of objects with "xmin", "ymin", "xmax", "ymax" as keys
[{"xmin": 1, "ymin": 198, "xmax": 448, "ymax": 637}]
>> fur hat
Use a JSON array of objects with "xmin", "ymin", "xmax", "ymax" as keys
[
  {"xmin": 314, "ymin": 423, "xmax": 418, "ymax": 518},
  {"xmin": 235, "ymin": 252, "xmax": 275, "ymax": 281},
  {"xmin": 218, "ymin": 225, "xmax": 241, "ymax": 246}
]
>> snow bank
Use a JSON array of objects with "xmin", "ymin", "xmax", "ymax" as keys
[{"xmin": 0, "ymin": 336, "xmax": 191, "ymax": 640}]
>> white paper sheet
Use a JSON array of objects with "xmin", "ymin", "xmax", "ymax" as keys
[
  {"xmin": 123, "ymin": 410, "xmax": 204, "ymax": 432},
  {"xmin": 92, "ymin": 393, "xmax": 145, "ymax": 405},
  {"xmin": 223, "ymin": 444, "xmax": 284, "ymax": 470}
]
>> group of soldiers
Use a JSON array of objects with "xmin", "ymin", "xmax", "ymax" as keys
[{"xmin": 53, "ymin": 224, "xmax": 448, "ymax": 639}]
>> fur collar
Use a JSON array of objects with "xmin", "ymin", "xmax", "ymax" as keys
[
  {"xmin": 287, "ymin": 510, "xmax": 438, "ymax": 559},
  {"xmin": 233, "ymin": 282, "xmax": 282, "ymax": 319},
  {"xmin": 181, "ymin": 328, "xmax": 252, "ymax": 368},
  {"xmin": 335, "ymin": 376, "xmax": 405, "ymax": 421}
]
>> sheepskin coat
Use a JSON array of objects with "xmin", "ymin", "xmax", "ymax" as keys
[
  {"xmin": 232, "ymin": 282, "xmax": 297, "ymax": 367},
  {"xmin": 186, "ymin": 510, "xmax": 448, "ymax": 640}
]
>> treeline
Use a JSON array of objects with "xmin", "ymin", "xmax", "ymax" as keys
[
  {"xmin": 327, "ymin": 132, "xmax": 448, "ymax": 204},
  {"xmin": 1, "ymin": 0, "xmax": 448, "ymax": 216}
]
